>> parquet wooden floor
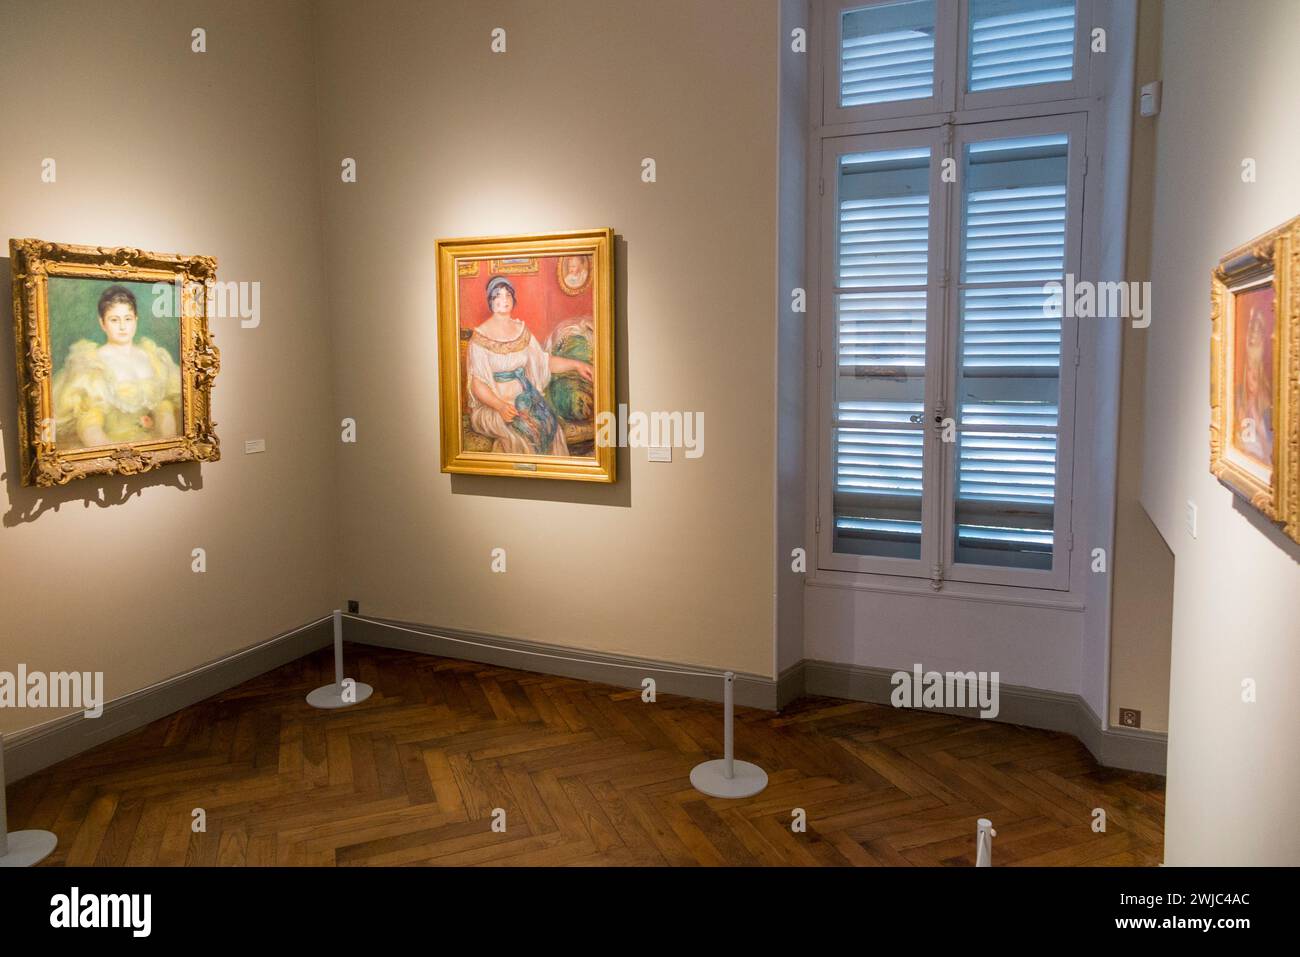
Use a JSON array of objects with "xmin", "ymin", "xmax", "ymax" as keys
[{"xmin": 6, "ymin": 643, "xmax": 1165, "ymax": 866}]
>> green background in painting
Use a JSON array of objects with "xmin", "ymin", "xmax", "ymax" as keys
[{"xmin": 47, "ymin": 277, "xmax": 181, "ymax": 378}]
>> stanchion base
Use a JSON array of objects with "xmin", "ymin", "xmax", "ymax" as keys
[
  {"xmin": 306, "ymin": 681, "xmax": 374, "ymax": 710},
  {"xmin": 0, "ymin": 830, "xmax": 57, "ymax": 867},
  {"xmin": 690, "ymin": 759, "xmax": 768, "ymax": 799}
]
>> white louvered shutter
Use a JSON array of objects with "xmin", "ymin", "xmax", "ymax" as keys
[
  {"xmin": 952, "ymin": 133, "xmax": 1070, "ymax": 570},
  {"xmin": 967, "ymin": 0, "xmax": 1077, "ymax": 93}
]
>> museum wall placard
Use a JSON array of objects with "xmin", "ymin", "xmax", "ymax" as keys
[
  {"xmin": 1138, "ymin": 0, "xmax": 1300, "ymax": 864},
  {"xmin": 0, "ymin": 0, "xmax": 337, "ymax": 735},
  {"xmin": 312, "ymin": 0, "xmax": 781, "ymax": 676}
]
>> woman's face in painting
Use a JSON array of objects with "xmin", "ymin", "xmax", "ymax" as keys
[
  {"xmin": 99, "ymin": 302, "xmax": 138, "ymax": 346},
  {"xmin": 490, "ymin": 286, "xmax": 514, "ymax": 317}
]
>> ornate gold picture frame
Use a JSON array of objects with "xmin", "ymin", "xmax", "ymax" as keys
[
  {"xmin": 435, "ymin": 228, "xmax": 615, "ymax": 482},
  {"xmin": 1209, "ymin": 215, "xmax": 1299, "ymax": 543},
  {"xmin": 9, "ymin": 239, "xmax": 221, "ymax": 487}
]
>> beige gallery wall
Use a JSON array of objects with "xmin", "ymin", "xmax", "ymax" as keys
[
  {"xmin": 1137, "ymin": 0, "xmax": 1300, "ymax": 864},
  {"xmin": 1108, "ymin": 0, "xmax": 1173, "ymax": 734},
  {"xmin": 0, "ymin": 0, "xmax": 337, "ymax": 735},
  {"xmin": 312, "ymin": 0, "xmax": 781, "ymax": 676}
]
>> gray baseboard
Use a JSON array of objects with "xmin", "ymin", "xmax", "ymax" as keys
[
  {"xmin": 343, "ymin": 618, "xmax": 1164, "ymax": 773},
  {"xmin": 801, "ymin": 659, "xmax": 1166, "ymax": 775},
  {"xmin": 1077, "ymin": 722, "xmax": 1168, "ymax": 776},
  {"xmin": 2, "ymin": 612, "xmax": 1163, "ymax": 783},
  {"xmin": 2, "ymin": 615, "xmax": 333, "ymax": 783},
  {"xmin": 777, "ymin": 660, "xmax": 806, "ymax": 709},
  {"xmin": 343, "ymin": 615, "xmax": 779, "ymax": 710}
]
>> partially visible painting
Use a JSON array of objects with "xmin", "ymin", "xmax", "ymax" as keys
[
  {"xmin": 9, "ymin": 239, "xmax": 221, "ymax": 486},
  {"xmin": 435, "ymin": 229, "xmax": 615, "ymax": 482},
  {"xmin": 1210, "ymin": 214, "xmax": 1299, "ymax": 543}
]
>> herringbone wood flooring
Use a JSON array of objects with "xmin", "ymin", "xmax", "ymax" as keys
[{"xmin": 7, "ymin": 644, "xmax": 1165, "ymax": 866}]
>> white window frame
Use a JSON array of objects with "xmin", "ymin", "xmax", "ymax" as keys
[
  {"xmin": 826, "ymin": 0, "xmax": 1093, "ymax": 126},
  {"xmin": 823, "ymin": 0, "xmax": 958, "ymax": 127},
  {"xmin": 955, "ymin": 0, "xmax": 1094, "ymax": 111},
  {"xmin": 816, "ymin": 126, "xmax": 951, "ymax": 579},
  {"xmin": 815, "ymin": 114, "xmax": 1085, "ymax": 590},
  {"xmin": 811, "ymin": 0, "xmax": 1102, "ymax": 594},
  {"xmin": 938, "ymin": 111, "xmax": 1087, "ymax": 591}
]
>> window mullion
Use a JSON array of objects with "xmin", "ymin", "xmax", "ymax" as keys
[
  {"xmin": 922, "ymin": 121, "xmax": 956, "ymax": 586},
  {"xmin": 935, "ymin": 116, "xmax": 963, "ymax": 584}
]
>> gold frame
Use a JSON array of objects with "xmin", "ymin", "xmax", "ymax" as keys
[
  {"xmin": 9, "ymin": 239, "xmax": 221, "ymax": 487},
  {"xmin": 1209, "ymin": 214, "xmax": 1299, "ymax": 543},
  {"xmin": 436, "ymin": 228, "xmax": 615, "ymax": 482}
]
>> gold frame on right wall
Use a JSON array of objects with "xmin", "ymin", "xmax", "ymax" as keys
[{"xmin": 1209, "ymin": 214, "xmax": 1300, "ymax": 543}]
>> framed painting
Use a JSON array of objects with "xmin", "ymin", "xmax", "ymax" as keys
[
  {"xmin": 435, "ymin": 228, "xmax": 615, "ymax": 482},
  {"xmin": 9, "ymin": 239, "xmax": 221, "ymax": 487},
  {"xmin": 1209, "ymin": 214, "xmax": 1299, "ymax": 543}
]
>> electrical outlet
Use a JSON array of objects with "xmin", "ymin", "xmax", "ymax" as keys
[
  {"xmin": 1118, "ymin": 708, "xmax": 1141, "ymax": 729},
  {"xmin": 347, "ymin": 600, "xmax": 359, "ymax": 614}
]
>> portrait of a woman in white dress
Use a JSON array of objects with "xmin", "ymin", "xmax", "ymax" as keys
[
  {"xmin": 50, "ymin": 284, "xmax": 183, "ymax": 450},
  {"xmin": 465, "ymin": 276, "xmax": 593, "ymax": 455}
]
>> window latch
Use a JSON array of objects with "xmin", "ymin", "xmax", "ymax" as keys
[{"xmin": 930, "ymin": 402, "xmax": 947, "ymax": 434}]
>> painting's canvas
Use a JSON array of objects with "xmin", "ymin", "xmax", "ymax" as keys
[
  {"xmin": 46, "ymin": 277, "xmax": 184, "ymax": 452},
  {"xmin": 1229, "ymin": 284, "xmax": 1276, "ymax": 470}
]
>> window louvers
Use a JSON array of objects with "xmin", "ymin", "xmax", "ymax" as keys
[
  {"xmin": 837, "ymin": 185, "xmax": 929, "ymax": 371},
  {"xmin": 823, "ymin": 4, "xmax": 1087, "ymax": 585},
  {"xmin": 833, "ymin": 148, "xmax": 931, "ymax": 554},
  {"xmin": 961, "ymin": 179, "xmax": 1066, "ymax": 371},
  {"xmin": 955, "ymin": 134, "xmax": 1068, "ymax": 564},
  {"xmin": 840, "ymin": 1, "xmax": 936, "ymax": 107},
  {"xmin": 968, "ymin": 1, "xmax": 1076, "ymax": 93}
]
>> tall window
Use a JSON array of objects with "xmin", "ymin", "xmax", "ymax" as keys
[{"xmin": 817, "ymin": 0, "xmax": 1091, "ymax": 590}]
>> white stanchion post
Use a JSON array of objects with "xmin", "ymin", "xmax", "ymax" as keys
[
  {"xmin": 976, "ymin": 817, "xmax": 996, "ymax": 867},
  {"xmin": 306, "ymin": 609, "xmax": 375, "ymax": 710},
  {"xmin": 723, "ymin": 672, "xmax": 735, "ymax": 779},
  {"xmin": 690, "ymin": 671, "xmax": 767, "ymax": 799},
  {"xmin": 0, "ymin": 733, "xmax": 58, "ymax": 867},
  {"xmin": 334, "ymin": 610, "xmax": 345, "ymax": 687}
]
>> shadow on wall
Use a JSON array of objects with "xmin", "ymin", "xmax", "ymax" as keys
[
  {"xmin": 1230, "ymin": 492, "xmax": 1300, "ymax": 565},
  {"xmin": 0, "ymin": 256, "xmax": 203, "ymax": 525},
  {"xmin": 448, "ymin": 235, "xmax": 632, "ymax": 509}
]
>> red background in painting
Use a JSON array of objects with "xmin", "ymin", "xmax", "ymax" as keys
[{"xmin": 457, "ymin": 255, "xmax": 593, "ymax": 343}]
